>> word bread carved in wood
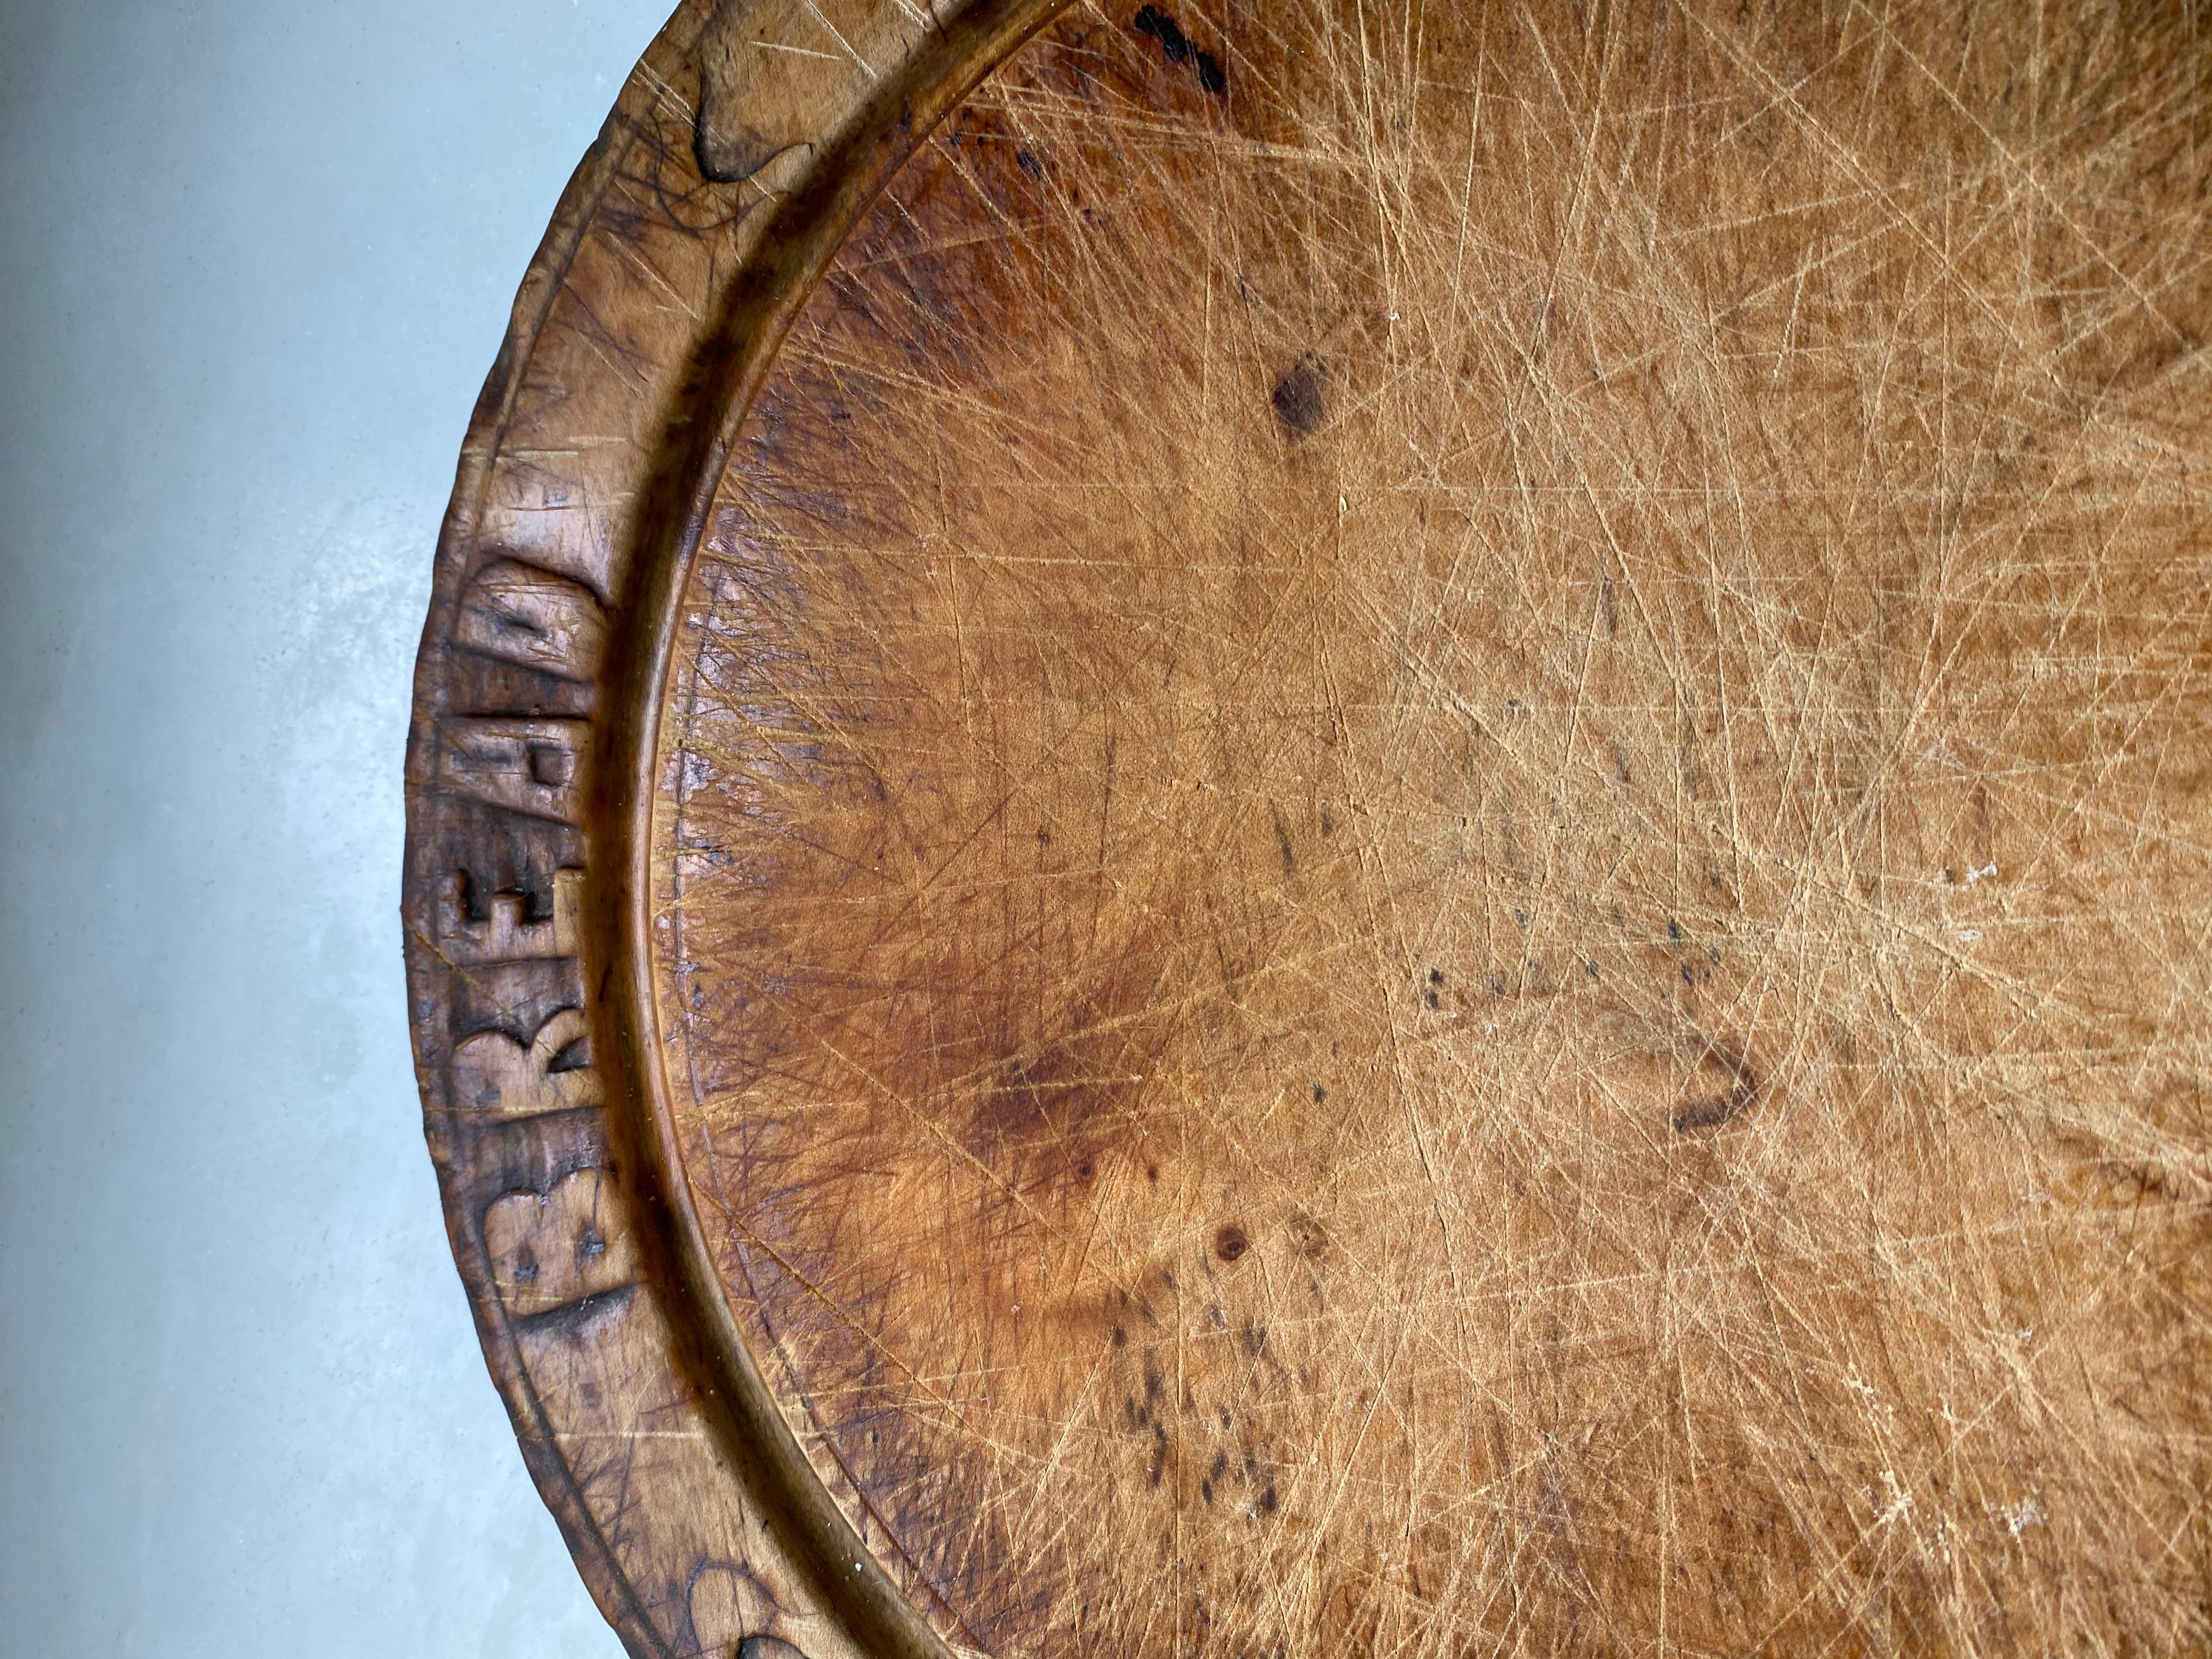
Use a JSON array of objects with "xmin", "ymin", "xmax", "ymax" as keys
[{"xmin": 407, "ymin": 2, "xmax": 2212, "ymax": 1656}]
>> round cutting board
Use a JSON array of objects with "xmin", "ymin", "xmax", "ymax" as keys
[{"xmin": 404, "ymin": 3, "xmax": 2212, "ymax": 1655}]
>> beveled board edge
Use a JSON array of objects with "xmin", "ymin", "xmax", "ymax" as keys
[{"xmin": 400, "ymin": 3, "xmax": 1066, "ymax": 1655}]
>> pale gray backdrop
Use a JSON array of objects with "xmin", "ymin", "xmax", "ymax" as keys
[{"xmin": 0, "ymin": 3, "xmax": 669, "ymax": 1653}]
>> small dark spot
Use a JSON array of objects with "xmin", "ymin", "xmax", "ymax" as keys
[
  {"xmin": 1673, "ymin": 1052, "xmax": 1758, "ymax": 1134},
  {"xmin": 1214, "ymin": 1223, "xmax": 1249, "ymax": 1263},
  {"xmin": 1240, "ymin": 1321, "xmax": 1268, "ymax": 1356},
  {"xmin": 1271, "ymin": 806, "xmax": 1295, "ymax": 875},
  {"xmin": 1260, "ymin": 1483, "xmax": 1279, "ymax": 1513},
  {"xmin": 1286, "ymin": 1212, "xmax": 1329, "ymax": 1259},
  {"xmin": 1211, "ymin": 1451, "xmax": 1228, "ymax": 1479},
  {"xmin": 1515, "ymin": 910, "xmax": 1528, "ymax": 928},
  {"xmin": 1707, "ymin": 945, "xmax": 1721, "ymax": 964},
  {"xmin": 1667, "ymin": 918, "xmax": 1685, "ymax": 942},
  {"xmin": 1113, "ymin": 1324, "xmax": 1127, "ymax": 1347},
  {"xmin": 1218, "ymin": 1408, "xmax": 1231, "ymax": 1430},
  {"xmin": 1271, "ymin": 357, "xmax": 1325, "ymax": 435},
  {"xmin": 1037, "ymin": 825, "xmax": 1051, "ymax": 845},
  {"xmin": 1319, "ymin": 802, "xmax": 1334, "ymax": 834},
  {"xmin": 1147, "ymin": 1165, "xmax": 1160, "ymax": 1183},
  {"xmin": 577, "ymin": 1227, "xmax": 605, "ymax": 1260},
  {"xmin": 1427, "ymin": 967, "xmax": 1446, "ymax": 986},
  {"xmin": 1016, "ymin": 148, "xmax": 1043, "ymax": 178},
  {"xmin": 1132, "ymin": 4, "xmax": 1192, "ymax": 62},
  {"xmin": 1584, "ymin": 960, "xmax": 1600, "ymax": 979},
  {"xmin": 1681, "ymin": 963, "xmax": 1696, "ymax": 984},
  {"xmin": 1194, "ymin": 50, "xmax": 1226, "ymax": 94},
  {"xmin": 1311, "ymin": 1081, "xmax": 1327, "ymax": 1103},
  {"xmin": 1674, "ymin": 1096, "xmax": 1735, "ymax": 1132},
  {"xmin": 1201, "ymin": 1479, "xmax": 1215, "ymax": 1503},
  {"xmin": 1422, "ymin": 986, "xmax": 1441, "ymax": 1010}
]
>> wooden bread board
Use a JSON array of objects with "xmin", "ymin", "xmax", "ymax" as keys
[{"xmin": 403, "ymin": 3, "xmax": 2212, "ymax": 1654}]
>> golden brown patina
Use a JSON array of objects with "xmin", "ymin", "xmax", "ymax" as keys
[
  {"xmin": 407, "ymin": 2, "xmax": 2212, "ymax": 1654},
  {"xmin": 654, "ymin": 6, "xmax": 2212, "ymax": 1654}
]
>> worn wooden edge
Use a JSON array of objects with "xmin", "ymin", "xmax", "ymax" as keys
[
  {"xmin": 610, "ymin": 5, "xmax": 1082, "ymax": 1651},
  {"xmin": 403, "ymin": 33, "xmax": 672, "ymax": 1645},
  {"xmin": 400, "ymin": 3, "xmax": 1067, "ymax": 1655},
  {"xmin": 608, "ymin": 1, "xmax": 1078, "ymax": 1649}
]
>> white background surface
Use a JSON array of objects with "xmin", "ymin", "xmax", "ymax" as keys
[{"xmin": 1, "ymin": 4, "xmax": 667, "ymax": 1652}]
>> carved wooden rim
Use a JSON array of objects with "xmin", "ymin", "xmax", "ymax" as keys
[{"xmin": 402, "ymin": 4, "xmax": 1064, "ymax": 1654}]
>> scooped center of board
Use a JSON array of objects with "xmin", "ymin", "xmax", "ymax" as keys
[{"xmin": 654, "ymin": 6, "xmax": 2212, "ymax": 1654}]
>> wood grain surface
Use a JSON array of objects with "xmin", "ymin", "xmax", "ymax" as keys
[{"xmin": 650, "ymin": 3, "xmax": 2212, "ymax": 1655}]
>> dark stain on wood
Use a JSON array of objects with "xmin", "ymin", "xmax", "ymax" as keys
[
  {"xmin": 1270, "ymin": 356, "xmax": 1325, "ymax": 434},
  {"xmin": 1131, "ymin": 5, "xmax": 1226, "ymax": 96}
]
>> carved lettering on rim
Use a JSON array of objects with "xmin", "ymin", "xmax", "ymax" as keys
[
  {"xmin": 485, "ymin": 1166, "xmax": 640, "ymax": 1317},
  {"xmin": 455, "ymin": 557, "xmax": 611, "ymax": 680},
  {"xmin": 453, "ymin": 1005, "xmax": 605, "ymax": 1118}
]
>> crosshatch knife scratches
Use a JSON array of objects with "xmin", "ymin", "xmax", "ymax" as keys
[{"xmin": 408, "ymin": 1, "xmax": 2212, "ymax": 1657}]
